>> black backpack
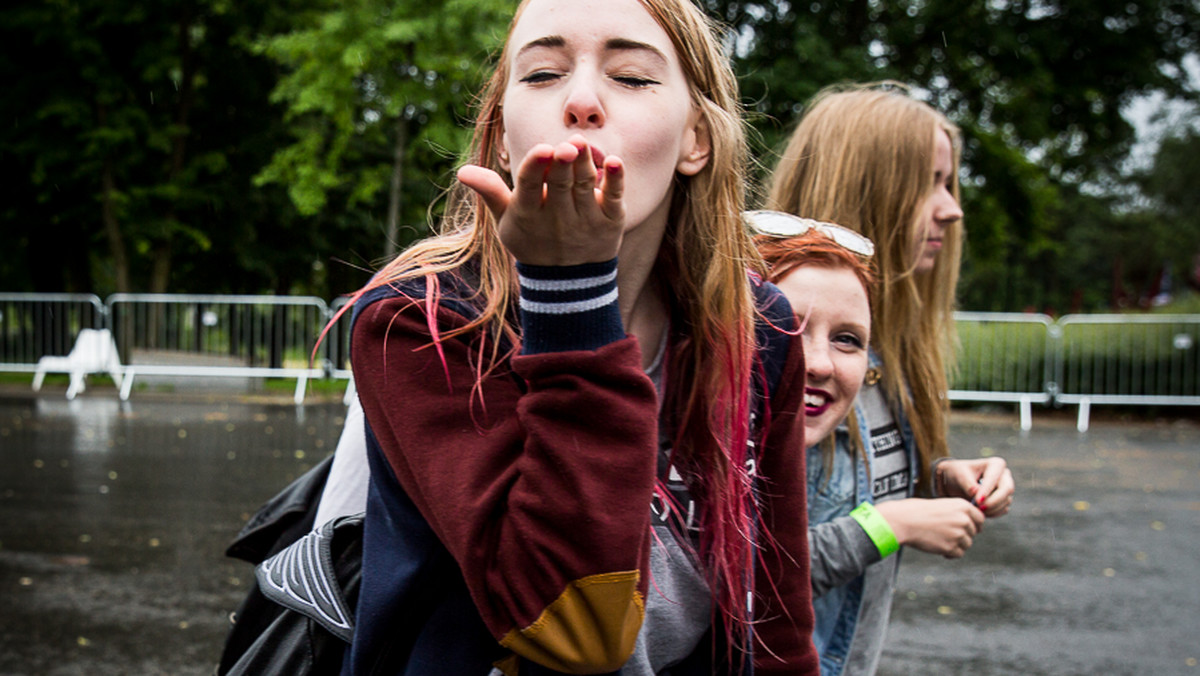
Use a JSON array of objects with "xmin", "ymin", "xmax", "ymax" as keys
[{"xmin": 217, "ymin": 455, "xmax": 363, "ymax": 676}]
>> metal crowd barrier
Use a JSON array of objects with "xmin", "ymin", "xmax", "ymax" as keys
[
  {"xmin": 326, "ymin": 295, "xmax": 357, "ymax": 405},
  {"xmin": 0, "ymin": 293, "xmax": 107, "ymax": 372},
  {"xmin": 949, "ymin": 312, "xmax": 1056, "ymax": 431},
  {"xmin": 1055, "ymin": 314, "xmax": 1200, "ymax": 431},
  {"xmin": 4, "ymin": 292, "xmax": 1198, "ymax": 424},
  {"xmin": 106, "ymin": 294, "xmax": 330, "ymax": 404}
]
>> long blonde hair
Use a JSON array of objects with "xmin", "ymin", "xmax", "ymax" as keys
[
  {"xmin": 344, "ymin": 0, "xmax": 765, "ymax": 637},
  {"xmin": 766, "ymin": 82, "xmax": 962, "ymax": 491}
]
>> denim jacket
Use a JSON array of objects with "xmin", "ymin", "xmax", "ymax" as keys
[{"xmin": 805, "ymin": 351, "xmax": 918, "ymax": 676}]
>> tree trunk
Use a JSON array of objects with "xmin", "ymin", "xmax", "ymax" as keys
[
  {"xmin": 385, "ymin": 115, "xmax": 408, "ymax": 258},
  {"xmin": 97, "ymin": 102, "xmax": 131, "ymax": 294},
  {"xmin": 151, "ymin": 5, "xmax": 199, "ymax": 295},
  {"xmin": 150, "ymin": 237, "xmax": 173, "ymax": 294},
  {"xmin": 101, "ymin": 165, "xmax": 131, "ymax": 294}
]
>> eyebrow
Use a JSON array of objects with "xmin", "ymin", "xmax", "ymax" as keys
[{"xmin": 515, "ymin": 35, "xmax": 669, "ymax": 65}]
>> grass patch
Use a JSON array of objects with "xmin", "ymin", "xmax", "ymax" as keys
[
  {"xmin": 952, "ymin": 319, "xmax": 1053, "ymax": 393},
  {"xmin": 261, "ymin": 377, "xmax": 350, "ymax": 395},
  {"xmin": 950, "ymin": 313, "xmax": 1199, "ymax": 398},
  {"xmin": 0, "ymin": 372, "xmax": 40, "ymax": 386}
]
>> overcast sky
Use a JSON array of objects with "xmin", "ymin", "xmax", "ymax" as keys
[{"xmin": 1122, "ymin": 53, "xmax": 1200, "ymax": 172}]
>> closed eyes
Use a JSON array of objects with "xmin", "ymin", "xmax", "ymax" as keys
[
  {"xmin": 519, "ymin": 70, "xmax": 561, "ymax": 85},
  {"xmin": 517, "ymin": 70, "xmax": 661, "ymax": 89},
  {"xmin": 613, "ymin": 74, "xmax": 659, "ymax": 88}
]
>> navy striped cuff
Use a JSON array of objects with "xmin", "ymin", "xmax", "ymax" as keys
[{"xmin": 517, "ymin": 259, "xmax": 624, "ymax": 354}]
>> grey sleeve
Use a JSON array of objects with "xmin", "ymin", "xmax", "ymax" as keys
[{"xmin": 807, "ymin": 514, "xmax": 884, "ymax": 599}]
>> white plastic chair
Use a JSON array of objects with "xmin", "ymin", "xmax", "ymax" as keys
[{"xmin": 32, "ymin": 328, "xmax": 124, "ymax": 400}]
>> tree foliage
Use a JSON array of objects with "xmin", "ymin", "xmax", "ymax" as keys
[
  {"xmin": 1132, "ymin": 126, "xmax": 1200, "ymax": 296},
  {"xmin": 712, "ymin": 0, "xmax": 1200, "ymax": 311},
  {"xmin": 2, "ymin": 0, "xmax": 1198, "ymax": 312},
  {"xmin": 1, "ymin": 0, "xmax": 316, "ymax": 294},
  {"xmin": 253, "ymin": 0, "xmax": 510, "ymax": 259}
]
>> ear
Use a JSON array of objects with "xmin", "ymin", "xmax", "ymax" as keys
[
  {"xmin": 498, "ymin": 129, "xmax": 511, "ymax": 173},
  {"xmin": 676, "ymin": 112, "xmax": 711, "ymax": 177}
]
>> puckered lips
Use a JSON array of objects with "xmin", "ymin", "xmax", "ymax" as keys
[
  {"xmin": 587, "ymin": 143, "xmax": 607, "ymax": 170},
  {"xmin": 561, "ymin": 137, "xmax": 607, "ymax": 171}
]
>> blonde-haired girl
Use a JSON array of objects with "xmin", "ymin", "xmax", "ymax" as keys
[
  {"xmin": 765, "ymin": 83, "xmax": 1015, "ymax": 676},
  {"xmin": 342, "ymin": 1, "xmax": 818, "ymax": 673}
]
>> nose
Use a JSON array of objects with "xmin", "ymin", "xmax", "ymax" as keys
[
  {"xmin": 563, "ymin": 73, "xmax": 606, "ymax": 129},
  {"xmin": 933, "ymin": 188, "xmax": 963, "ymax": 227},
  {"xmin": 805, "ymin": 339, "xmax": 834, "ymax": 383}
]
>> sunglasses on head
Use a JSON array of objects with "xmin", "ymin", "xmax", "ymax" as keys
[{"xmin": 745, "ymin": 210, "xmax": 876, "ymax": 258}]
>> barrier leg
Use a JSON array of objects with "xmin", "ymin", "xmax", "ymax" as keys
[
  {"xmin": 1077, "ymin": 397, "xmax": 1091, "ymax": 433},
  {"xmin": 294, "ymin": 375, "xmax": 307, "ymax": 405},
  {"xmin": 1019, "ymin": 396, "xmax": 1032, "ymax": 432},
  {"xmin": 120, "ymin": 371, "xmax": 136, "ymax": 401}
]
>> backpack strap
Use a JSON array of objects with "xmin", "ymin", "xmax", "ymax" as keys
[
  {"xmin": 255, "ymin": 514, "xmax": 362, "ymax": 643},
  {"xmin": 225, "ymin": 453, "xmax": 335, "ymax": 564}
]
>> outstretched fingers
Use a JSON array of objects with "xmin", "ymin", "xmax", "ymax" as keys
[
  {"xmin": 512, "ymin": 144, "xmax": 557, "ymax": 212},
  {"xmin": 598, "ymin": 156, "xmax": 624, "ymax": 221},
  {"xmin": 570, "ymin": 140, "xmax": 598, "ymax": 202},
  {"xmin": 459, "ymin": 137, "xmax": 626, "ymax": 266},
  {"xmin": 457, "ymin": 164, "xmax": 513, "ymax": 220},
  {"xmin": 541, "ymin": 139, "xmax": 592, "ymax": 220}
]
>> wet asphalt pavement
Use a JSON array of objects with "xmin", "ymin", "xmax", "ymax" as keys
[
  {"xmin": 882, "ymin": 409, "xmax": 1200, "ymax": 675},
  {"xmin": 1, "ymin": 388, "xmax": 1197, "ymax": 675}
]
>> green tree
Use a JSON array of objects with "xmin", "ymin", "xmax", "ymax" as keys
[
  {"xmin": 1, "ymin": 0, "xmax": 310, "ymax": 295},
  {"xmin": 5, "ymin": 0, "xmax": 1196, "ymax": 309},
  {"xmin": 708, "ymin": 0, "xmax": 1200, "ymax": 311},
  {"xmin": 254, "ymin": 0, "xmax": 511, "ymax": 265},
  {"xmin": 1133, "ymin": 125, "xmax": 1200, "ymax": 294}
]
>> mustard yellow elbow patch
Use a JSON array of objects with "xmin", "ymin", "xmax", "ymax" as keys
[{"xmin": 499, "ymin": 570, "xmax": 644, "ymax": 673}]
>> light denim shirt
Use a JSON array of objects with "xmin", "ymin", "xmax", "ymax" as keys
[{"xmin": 806, "ymin": 351, "xmax": 919, "ymax": 676}]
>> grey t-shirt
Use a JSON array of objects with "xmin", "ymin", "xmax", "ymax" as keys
[
  {"xmin": 625, "ymin": 332, "xmax": 713, "ymax": 673},
  {"xmin": 842, "ymin": 382, "xmax": 909, "ymax": 676},
  {"xmin": 624, "ymin": 523, "xmax": 713, "ymax": 673}
]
